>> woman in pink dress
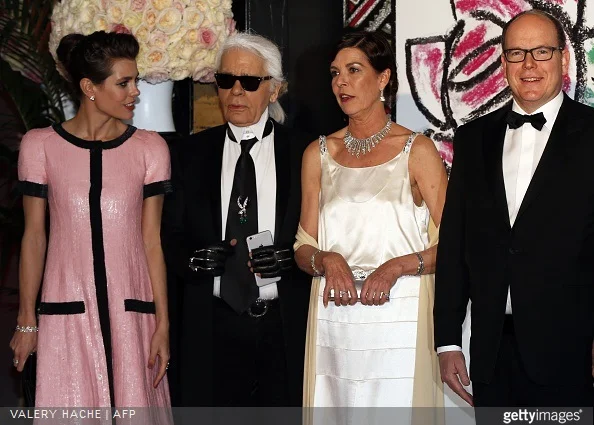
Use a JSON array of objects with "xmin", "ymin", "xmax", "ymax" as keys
[{"xmin": 9, "ymin": 31, "xmax": 172, "ymax": 410}]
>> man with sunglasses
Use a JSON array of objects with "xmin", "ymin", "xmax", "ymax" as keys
[
  {"xmin": 435, "ymin": 9, "xmax": 594, "ymax": 411},
  {"xmin": 162, "ymin": 32, "xmax": 312, "ymax": 408}
]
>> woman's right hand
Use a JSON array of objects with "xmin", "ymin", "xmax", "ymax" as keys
[
  {"xmin": 9, "ymin": 329, "xmax": 38, "ymax": 372},
  {"xmin": 322, "ymin": 252, "xmax": 357, "ymax": 307}
]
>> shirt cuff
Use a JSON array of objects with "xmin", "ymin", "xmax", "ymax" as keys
[{"xmin": 436, "ymin": 345, "xmax": 463, "ymax": 354}]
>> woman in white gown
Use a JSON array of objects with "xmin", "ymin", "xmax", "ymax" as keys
[{"xmin": 294, "ymin": 31, "xmax": 449, "ymax": 418}]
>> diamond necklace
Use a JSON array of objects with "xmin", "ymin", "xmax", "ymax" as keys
[{"xmin": 343, "ymin": 119, "xmax": 392, "ymax": 158}]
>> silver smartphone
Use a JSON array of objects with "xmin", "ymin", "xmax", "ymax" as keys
[{"xmin": 246, "ymin": 230, "xmax": 281, "ymax": 287}]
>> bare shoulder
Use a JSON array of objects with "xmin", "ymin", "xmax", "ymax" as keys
[
  {"xmin": 304, "ymin": 138, "xmax": 321, "ymax": 158},
  {"xmin": 322, "ymin": 127, "xmax": 347, "ymax": 157},
  {"xmin": 409, "ymin": 133, "xmax": 440, "ymax": 160},
  {"xmin": 302, "ymin": 138, "xmax": 323, "ymax": 170}
]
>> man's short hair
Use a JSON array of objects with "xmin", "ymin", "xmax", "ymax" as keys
[{"xmin": 501, "ymin": 9, "xmax": 566, "ymax": 49}]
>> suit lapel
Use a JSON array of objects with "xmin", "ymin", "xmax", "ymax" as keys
[
  {"xmin": 273, "ymin": 121, "xmax": 291, "ymax": 244},
  {"xmin": 206, "ymin": 127, "xmax": 225, "ymax": 239},
  {"xmin": 484, "ymin": 103, "xmax": 512, "ymax": 230},
  {"xmin": 515, "ymin": 94, "xmax": 577, "ymax": 223}
]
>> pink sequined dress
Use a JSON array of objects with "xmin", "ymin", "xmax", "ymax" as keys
[{"xmin": 18, "ymin": 124, "xmax": 172, "ymax": 410}]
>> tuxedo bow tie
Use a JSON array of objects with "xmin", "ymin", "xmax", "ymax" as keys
[{"xmin": 506, "ymin": 110, "xmax": 546, "ymax": 131}]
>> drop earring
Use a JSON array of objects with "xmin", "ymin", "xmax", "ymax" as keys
[{"xmin": 379, "ymin": 89, "xmax": 385, "ymax": 102}]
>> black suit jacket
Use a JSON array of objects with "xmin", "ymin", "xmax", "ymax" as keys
[
  {"xmin": 435, "ymin": 94, "xmax": 594, "ymax": 386},
  {"xmin": 162, "ymin": 120, "xmax": 312, "ymax": 406}
]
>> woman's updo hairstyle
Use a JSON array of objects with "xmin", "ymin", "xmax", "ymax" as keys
[
  {"xmin": 56, "ymin": 31, "xmax": 140, "ymax": 98},
  {"xmin": 334, "ymin": 30, "xmax": 397, "ymax": 104}
]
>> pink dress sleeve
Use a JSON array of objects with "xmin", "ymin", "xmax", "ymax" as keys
[
  {"xmin": 18, "ymin": 128, "xmax": 48, "ymax": 198},
  {"xmin": 142, "ymin": 131, "xmax": 173, "ymax": 199}
]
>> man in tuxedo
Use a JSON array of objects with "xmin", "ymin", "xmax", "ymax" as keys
[
  {"xmin": 435, "ymin": 9, "xmax": 594, "ymax": 408},
  {"xmin": 162, "ymin": 32, "xmax": 311, "ymax": 407}
]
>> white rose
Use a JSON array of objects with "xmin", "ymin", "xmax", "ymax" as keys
[
  {"xmin": 123, "ymin": 12, "xmax": 143, "ymax": 30},
  {"xmin": 211, "ymin": 10, "xmax": 224, "ymax": 25},
  {"xmin": 133, "ymin": 24, "xmax": 151, "ymax": 43},
  {"xmin": 149, "ymin": 31, "xmax": 169, "ymax": 49},
  {"xmin": 143, "ymin": 8, "xmax": 159, "ymax": 29},
  {"xmin": 107, "ymin": 5, "xmax": 124, "ymax": 24},
  {"xmin": 170, "ymin": 68, "xmax": 190, "ymax": 81},
  {"xmin": 175, "ymin": 41, "xmax": 197, "ymax": 61},
  {"xmin": 156, "ymin": 8, "xmax": 182, "ymax": 34},
  {"xmin": 151, "ymin": 0, "xmax": 173, "ymax": 11},
  {"xmin": 195, "ymin": 1, "xmax": 207, "ymax": 13},
  {"xmin": 184, "ymin": 29, "xmax": 199, "ymax": 43},
  {"xmin": 183, "ymin": 7, "xmax": 204, "ymax": 29},
  {"xmin": 93, "ymin": 14, "xmax": 110, "ymax": 31},
  {"xmin": 79, "ymin": 6, "xmax": 99, "ymax": 24},
  {"xmin": 145, "ymin": 48, "xmax": 169, "ymax": 67}
]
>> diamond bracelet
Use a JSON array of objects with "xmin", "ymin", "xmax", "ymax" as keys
[
  {"xmin": 16, "ymin": 325, "xmax": 38, "ymax": 333},
  {"xmin": 414, "ymin": 252, "xmax": 425, "ymax": 276},
  {"xmin": 311, "ymin": 249, "xmax": 324, "ymax": 277}
]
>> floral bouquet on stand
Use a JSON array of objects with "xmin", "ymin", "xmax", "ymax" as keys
[{"xmin": 49, "ymin": 0, "xmax": 236, "ymax": 84}]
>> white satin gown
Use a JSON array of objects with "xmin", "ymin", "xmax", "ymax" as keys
[{"xmin": 313, "ymin": 132, "xmax": 429, "ymax": 409}]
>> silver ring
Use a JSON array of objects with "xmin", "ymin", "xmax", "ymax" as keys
[
  {"xmin": 339, "ymin": 290, "xmax": 347, "ymax": 297},
  {"xmin": 13, "ymin": 359, "xmax": 18, "ymax": 366}
]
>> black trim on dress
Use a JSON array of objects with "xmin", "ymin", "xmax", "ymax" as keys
[
  {"xmin": 88, "ymin": 147, "xmax": 116, "ymax": 408},
  {"xmin": 124, "ymin": 299, "xmax": 156, "ymax": 314},
  {"xmin": 52, "ymin": 123, "xmax": 136, "ymax": 150},
  {"xmin": 143, "ymin": 180, "xmax": 173, "ymax": 199},
  {"xmin": 18, "ymin": 181, "xmax": 48, "ymax": 198},
  {"xmin": 38, "ymin": 301, "xmax": 85, "ymax": 315}
]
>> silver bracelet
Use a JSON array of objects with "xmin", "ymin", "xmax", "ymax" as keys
[
  {"xmin": 414, "ymin": 252, "xmax": 425, "ymax": 276},
  {"xmin": 311, "ymin": 249, "xmax": 324, "ymax": 276},
  {"xmin": 16, "ymin": 325, "xmax": 38, "ymax": 333}
]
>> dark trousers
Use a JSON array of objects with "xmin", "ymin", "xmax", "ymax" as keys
[
  {"xmin": 212, "ymin": 296, "xmax": 289, "ymax": 407},
  {"xmin": 474, "ymin": 316, "xmax": 593, "ymax": 411}
]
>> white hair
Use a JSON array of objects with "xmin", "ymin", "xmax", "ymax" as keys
[{"xmin": 216, "ymin": 32, "xmax": 286, "ymax": 123}]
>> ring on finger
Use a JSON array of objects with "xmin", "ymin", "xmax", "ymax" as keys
[
  {"xmin": 339, "ymin": 290, "xmax": 347, "ymax": 297},
  {"xmin": 13, "ymin": 359, "xmax": 18, "ymax": 366}
]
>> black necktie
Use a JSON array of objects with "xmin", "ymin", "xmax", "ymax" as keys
[
  {"xmin": 221, "ymin": 134, "xmax": 260, "ymax": 314},
  {"xmin": 506, "ymin": 110, "xmax": 547, "ymax": 131}
]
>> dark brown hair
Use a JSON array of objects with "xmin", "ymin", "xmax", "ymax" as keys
[
  {"xmin": 334, "ymin": 30, "xmax": 398, "ymax": 104},
  {"xmin": 502, "ymin": 9, "xmax": 566, "ymax": 49},
  {"xmin": 56, "ymin": 31, "xmax": 140, "ymax": 98}
]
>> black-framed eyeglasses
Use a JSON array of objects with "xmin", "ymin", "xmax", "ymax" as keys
[
  {"xmin": 503, "ymin": 46, "xmax": 563, "ymax": 63},
  {"xmin": 214, "ymin": 73, "xmax": 273, "ymax": 91}
]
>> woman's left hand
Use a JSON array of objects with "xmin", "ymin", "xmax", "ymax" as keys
[
  {"xmin": 360, "ymin": 260, "xmax": 402, "ymax": 306},
  {"xmin": 148, "ymin": 326, "xmax": 170, "ymax": 388}
]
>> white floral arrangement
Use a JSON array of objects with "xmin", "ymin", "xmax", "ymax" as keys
[{"xmin": 49, "ymin": 0, "xmax": 236, "ymax": 84}]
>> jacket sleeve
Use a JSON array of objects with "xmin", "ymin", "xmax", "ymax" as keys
[
  {"xmin": 434, "ymin": 125, "xmax": 471, "ymax": 349},
  {"xmin": 161, "ymin": 143, "xmax": 192, "ymax": 281}
]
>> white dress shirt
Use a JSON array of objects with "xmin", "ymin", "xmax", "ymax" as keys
[
  {"xmin": 437, "ymin": 91, "xmax": 564, "ymax": 355},
  {"xmin": 213, "ymin": 108, "xmax": 279, "ymax": 299}
]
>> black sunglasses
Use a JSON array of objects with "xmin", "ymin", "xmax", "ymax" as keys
[{"xmin": 214, "ymin": 73, "xmax": 273, "ymax": 91}]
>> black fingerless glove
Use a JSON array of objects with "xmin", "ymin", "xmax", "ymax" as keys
[
  {"xmin": 188, "ymin": 241, "xmax": 234, "ymax": 276},
  {"xmin": 250, "ymin": 246, "xmax": 294, "ymax": 278}
]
